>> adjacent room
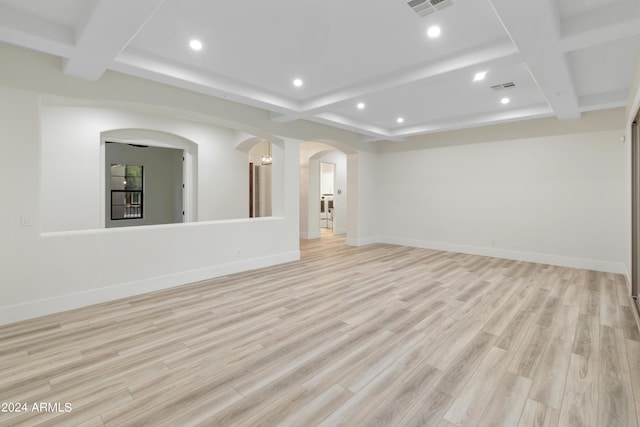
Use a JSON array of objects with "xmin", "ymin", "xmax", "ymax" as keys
[{"xmin": 1, "ymin": 0, "xmax": 640, "ymax": 425}]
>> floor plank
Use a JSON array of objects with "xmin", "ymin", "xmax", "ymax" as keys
[
  {"xmin": 558, "ymin": 353, "xmax": 599, "ymax": 427},
  {"xmin": 528, "ymin": 338, "xmax": 572, "ymax": 409},
  {"xmin": 476, "ymin": 372, "xmax": 532, "ymax": 427},
  {"xmin": 518, "ymin": 399, "xmax": 560, "ymax": 427},
  {"xmin": 599, "ymin": 325, "xmax": 638, "ymax": 427}
]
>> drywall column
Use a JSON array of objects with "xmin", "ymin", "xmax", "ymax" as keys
[
  {"xmin": 346, "ymin": 150, "xmax": 378, "ymax": 246},
  {"xmin": 357, "ymin": 150, "xmax": 379, "ymax": 244},
  {"xmin": 307, "ymin": 158, "xmax": 321, "ymax": 239},
  {"xmin": 299, "ymin": 155, "xmax": 311, "ymax": 238},
  {"xmin": 346, "ymin": 153, "xmax": 359, "ymax": 245},
  {"xmin": 0, "ymin": 88, "xmax": 41, "ymax": 322},
  {"xmin": 273, "ymin": 137, "xmax": 301, "ymax": 245}
]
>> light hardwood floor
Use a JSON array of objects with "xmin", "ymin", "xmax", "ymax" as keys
[{"xmin": 1, "ymin": 235, "xmax": 640, "ymax": 426}]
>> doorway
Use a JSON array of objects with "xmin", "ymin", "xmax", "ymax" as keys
[
  {"xmin": 299, "ymin": 142, "xmax": 351, "ymax": 241},
  {"xmin": 320, "ymin": 162, "xmax": 335, "ymax": 231}
]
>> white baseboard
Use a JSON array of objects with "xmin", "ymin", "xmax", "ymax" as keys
[
  {"xmin": 346, "ymin": 236, "xmax": 379, "ymax": 247},
  {"xmin": 0, "ymin": 251, "xmax": 300, "ymax": 326},
  {"xmin": 333, "ymin": 228, "xmax": 347, "ymax": 236},
  {"xmin": 379, "ymin": 236, "xmax": 627, "ymax": 274},
  {"xmin": 300, "ymin": 231, "xmax": 321, "ymax": 239},
  {"xmin": 302, "ymin": 229, "xmax": 347, "ymax": 239},
  {"xmin": 624, "ymin": 266, "xmax": 632, "ymax": 292}
]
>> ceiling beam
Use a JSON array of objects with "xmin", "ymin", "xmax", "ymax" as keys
[
  {"xmin": 62, "ymin": 0, "xmax": 165, "ymax": 80},
  {"xmin": 490, "ymin": 0, "xmax": 581, "ymax": 120},
  {"xmin": 312, "ymin": 113, "xmax": 396, "ymax": 141},
  {"xmin": 559, "ymin": 0, "xmax": 640, "ymax": 53},
  {"xmin": 359, "ymin": 135, "xmax": 406, "ymax": 143},
  {"xmin": 301, "ymin": 39, "xmax": 519, "ymax": 113},
  {"xmin": 578, "ymin": 89, "xmax": 629, "ymax": 111},
  {"xmin": 269, "ymin": 41, "xmax": 521, "ymax": 125},
  {"xmin": 0, "ymin": 3, "xmax": 74, "ymax": 57},
  {"xmin": 270, "ymin": 112, "xmax": 303, "ymax": 123},
  {"xmin": 112, "ymin": 49, "xmax": 301, "ymax": 112},
  {"xmin": 394, "ymin": 104, "xmax": 553, "ymax": 137}
]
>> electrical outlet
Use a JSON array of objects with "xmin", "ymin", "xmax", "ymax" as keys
[{"xmin": 491, "ymin": 239, "xmax": 496, "ymax": 246}]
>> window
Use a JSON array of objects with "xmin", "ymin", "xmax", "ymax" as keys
[{"xmin": 110, "ymin": 164, "xmax": 143, "ymax": 220}]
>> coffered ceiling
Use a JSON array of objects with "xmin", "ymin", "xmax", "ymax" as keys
[{"xmin": 0, "ymin": 0, "xmax": 639, "ymax": 141}]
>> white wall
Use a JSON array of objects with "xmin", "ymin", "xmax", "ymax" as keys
[
  {"xmin": 0, "ymin": 88, "xmax": 41, "ymax": 319},
  {"xmin": 0, "ymin": 86, "xmax": 301, "ymax": 325},
  {"xmin": 347, "ymin": 151, "xmax": 379, "ymax": 246},
  {"xmin": 41, "ymin": 105, "xmax": 249, "ymax": 233},
  {"xmin": 0, "ymin": 45, "xmax": 374, "ymax": 325},
  {"xmin": 378, "ymin": 127, "xmax": 627, "ymax": 273}
]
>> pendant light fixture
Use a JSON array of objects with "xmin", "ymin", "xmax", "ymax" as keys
[{"xmin": 261, "ymin": 140, "xmax": 272, "ymax": 165}]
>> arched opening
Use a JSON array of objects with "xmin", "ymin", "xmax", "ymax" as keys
[
  {"xmin": 236, "ymin": 135, "xmax": 285, "ymax": 219},
  {"xmin": 248, "ymin": 140, "xmax": 273, "ymax": 218},
  {"xmin": 100, "ymin": 128, "xmax": 198, "ymax": 227},
  {"xmin": 300, "ymin": 141, "xmax": 358, "ymax": 244}
]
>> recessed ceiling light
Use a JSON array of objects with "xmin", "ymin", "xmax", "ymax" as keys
[
  {"xmin": 501, "ymin": 97, "xmax": 510, "ymax": 104},
  {"xmin": 189, "ymin": 39, "xmax": 203, "ymax": 51},
  {"xmin": 397, "ymin": 117, "xmax": 405, "ymax": 124},
  {"xmin": 357, "ymin": 102, "xmax": 365, "ymax": 110},
  {"xmin": 427, "ymin": 26, "xmax": 441, "ymax": 38},
  {"xmin": 293, "ymin": 78, "xmax": 304, "ymax": 87},
  {"xmin": 473, "ymin": 71, "xmax": 487, "ymax": 82}
]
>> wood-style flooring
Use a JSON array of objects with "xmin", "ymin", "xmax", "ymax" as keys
[{"xmin": 1, "ymin": 234, "xmax": 640, "ymax": 426}]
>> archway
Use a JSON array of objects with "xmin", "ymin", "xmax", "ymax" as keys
[
  {"xmin": 100, "ymin": 128, "xmax": 199, "ymax": 226},
  {"xmin": 235, "ymin": 135, "xmax": 285, "ymax": 219},
  {"xmin": 300, "ymin": 141, "xmax": 358, "ymax": 244}
]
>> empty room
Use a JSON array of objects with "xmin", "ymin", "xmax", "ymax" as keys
[{"xmin": 2, "ymin": 0, "xmax": 640, "ymax": 426}]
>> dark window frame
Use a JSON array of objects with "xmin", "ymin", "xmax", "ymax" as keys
[{"xmin": 110, "ymin": 164, "xmax": 144, "ymax": 220}]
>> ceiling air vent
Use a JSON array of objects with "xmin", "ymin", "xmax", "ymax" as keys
[
  {"xmin": 406, "ymin": 0, "xmax": 454, "ymax": 17},
  {"xmin": 490, "ymin": 82, "xmax": 516, "ymax": 91}
]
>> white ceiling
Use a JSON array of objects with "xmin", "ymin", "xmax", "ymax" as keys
[{"xmin": 0, "ymin": 0, "xmax": 639, "ymax": 142}]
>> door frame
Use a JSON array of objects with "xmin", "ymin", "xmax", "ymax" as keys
[
  {"xmin": 632, "ymin": 109, "xmax": 640, "ymax": 301},
  {"xmin": 320, "ymin": 161, "xmax": 336, "ymax": 233}
]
